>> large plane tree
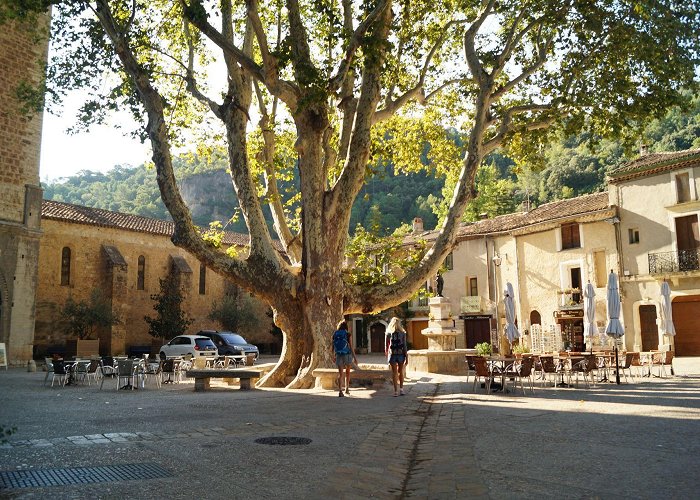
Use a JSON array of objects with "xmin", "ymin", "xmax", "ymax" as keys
[{"xmin": 13, "ymin": 0, "xmax": 700, "ymax": 387}]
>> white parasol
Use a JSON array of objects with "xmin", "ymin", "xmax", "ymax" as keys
[
  {"xmin": 659, "ymin": 281, "xmax": 676, "ymax": 337},
  {"xmin": 504, "ymin": 282, "xmax": 520, "ymax": 344},
  {"xmin": 583, "ymin": 282, "xmax": 598, "ymax": 349},
  {"xmin": 605, "ymin": 271, "xmax": 624, "ymax": 384}
]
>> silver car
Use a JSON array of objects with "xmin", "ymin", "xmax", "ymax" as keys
[{"xmin": 159, "ymin": 335, "xmax": 218, "ymax": 360}]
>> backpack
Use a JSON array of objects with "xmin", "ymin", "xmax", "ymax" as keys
[
  {"xmin": 333, "ymin": 330, "xmax": 350, "ymax": 355},
  {"xmin": 390, "ymin": 332, "xmax": 405, "ymax": 354}
]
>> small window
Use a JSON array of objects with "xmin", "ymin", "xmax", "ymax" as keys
[
  {"xmin": 444, "ymin": 252, "xmax": 453, "ymax": 271},
  {"xmin": 628, "ymin": 228, "xmax": 640, "ymax": 245},
  {"xmin": 199, "ymin": 264, "xmax": 206, "ymax": 295},
  {"xmin": 676, "ymin": 172, "xmax": 691, "ymax": 203},
  {"xmin": 468, "ymin": 277, "xmax": 478, "ymax": 297},
  {"xmin": 530, "ymin": 310, "xmax": 541, "ymax": 326},
  {"xmin": 137, "ymin": 255, "xmax": 145, "ymax": 290},
  {"xmin": 561, "ymin": 222, "xmax": 581, "ymax": 250},
  {"xmin": 60, "ymin": 247, "xmax": 71, "ymax": 286}
]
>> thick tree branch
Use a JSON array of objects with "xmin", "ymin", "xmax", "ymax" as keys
[
  {"xmin": 463, "ymin": 0, "xmax": 495, "ymax": 86},
  {"xmin": 182, "ymin": 0, "xmax": 299, "ymax": 109},
  {"xmin": 328, "ymin": 0, "xmax": 390, "ymax": 94},
  {"xmin": 91, "ymin": 0, "xmax": 292, "ymax": 298}
]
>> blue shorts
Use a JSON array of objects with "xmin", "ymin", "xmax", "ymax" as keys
[
  {"xmin": 389, "ymin": 354, "xmax": 406, "ymax": 365},
  {"xmin": 335, "ymin": 353, "xmax": 354, "ymax": 368}
]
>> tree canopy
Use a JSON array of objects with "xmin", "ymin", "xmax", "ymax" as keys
[{"xmin": 11, "ymin": 0, "xmax": 700, "ymax": 387}]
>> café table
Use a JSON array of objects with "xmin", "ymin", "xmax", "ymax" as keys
[{"xmin": 486, "ymin": 356, "xmax": 516, "ymax": 392}]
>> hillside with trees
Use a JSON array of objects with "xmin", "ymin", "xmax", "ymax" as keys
[{"xmin": 43, "ymin": 93, "xmax": 700, "ymax": 233}]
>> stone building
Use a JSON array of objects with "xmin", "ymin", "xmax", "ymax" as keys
[
  {"xmin": 0, "ymin": 17, "xmax": 49, "ymax": 364},
  {"xmin": 608, "ymin": 149, "xmax": 700, "ymax": 355},
  {"xmin": 35, "ymin": 200, "xmax": 255, "ymax": 357},
  {"xmin": 394, "ymin": 192, "xmax": 618, "ymax": 354}
]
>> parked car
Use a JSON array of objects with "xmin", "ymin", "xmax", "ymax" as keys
[
  {"xmin": 197, "ymin": 330, "xmax": 259, "ymax": 360},
  {"xmin": 159, "ymin": 335, "xmax": 218, "ymax": 360}
]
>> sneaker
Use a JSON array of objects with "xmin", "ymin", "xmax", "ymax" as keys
[
  {"xmin": 339, "ymin": 391, "xmax": 344, "ymax": 397},
  {"xmin": 345, "ymin": 388, "xmax": 350, "ymax": 395},
  {"xmin": 400, "ymin": 389, "xmax": 405, "ymax": 396},
  {"xmin": 393, "ymin": 392, "xmax": 398, "ymax": 397}
]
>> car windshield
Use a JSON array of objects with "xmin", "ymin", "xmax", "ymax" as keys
[
  {"xmin": 195, "ymin": 338, "xmax": 216, "ymax": 349},
  {"xmin": 219, "ymin": 333, "xmax": 247, "ymax": 345}
]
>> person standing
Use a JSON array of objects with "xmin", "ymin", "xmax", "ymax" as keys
[
  {"xmin": 332, "ymin": 320, "xmax": 357, "ymax": 397},
  {"xmin": 385, "ymin": 317, "xmax": 408, "ymax": 396}
]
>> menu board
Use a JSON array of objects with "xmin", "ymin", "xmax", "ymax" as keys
[{"xmin": 0, "ymin": 343, "xmax": 6, "ymax": 369}]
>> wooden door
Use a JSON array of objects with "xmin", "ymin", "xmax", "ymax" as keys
[
  {"xmin": 639, "ymin": 305, "xmax": 659, "ymax": 351},
  {"xmin": 369, "ymin": 322, "xmax": 386, "ymax": 353},
  {"xmin": 464, "ymin": 317, "xmax": 492, "ymax": 348},
  {"xmin": 410, "ymin": 320, "xmax": 429, "ymax": 350},
  {"xmin": 671, "ymin": 296, "xmax": 700, "ymax": 356}
]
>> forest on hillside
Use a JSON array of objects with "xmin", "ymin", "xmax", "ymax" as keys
[{"xmin": 43, "ymin": 93, "xmax": 700, "ymax": 235}]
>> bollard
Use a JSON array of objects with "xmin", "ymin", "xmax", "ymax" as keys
[{"xmin": 27, "ymin": 359, "xmax": 37, "ymax": 372}]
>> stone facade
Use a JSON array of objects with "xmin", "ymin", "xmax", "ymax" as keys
[
  {"xmin": 0, "ymin": 17, "xmax": 49, "ymax": 364},
  {"xmin": 35, "ymin": 201, "xmax": 251, "ymax": 356}
]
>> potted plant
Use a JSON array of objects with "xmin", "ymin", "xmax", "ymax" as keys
[
  {"xmin": 61, "ymin": 289, "xmax": 118, "ymax": 357},
  {"xmin": 475, "ymin": 342, "xmax": 492, "ymax": 357},
  {"xmin": 512, "ymin": 342, "xmax": 531, "ymax": 358}
]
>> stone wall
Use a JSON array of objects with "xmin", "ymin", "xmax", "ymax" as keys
[
  {"xmin": 0, "ymin": 17, "xmax": 49, "ymax": 364},
  {"xmin": 35, "ymin": 219, "xmax": 237, "ymax": 355}
]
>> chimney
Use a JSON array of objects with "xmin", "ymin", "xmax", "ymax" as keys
[
  {"xmin": 412, "ymin": 217, "xmax": 423, "ymax": 233},
  {"xmin": 640, "ymin": 144, "xmax": 649, "ymax": 156},
  {"xmin": 478, "ymin": 213, "xmax": 489, "ymax": 220}
]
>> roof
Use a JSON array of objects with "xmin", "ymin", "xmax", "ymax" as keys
[
  {"xmin": 607, "ymin": 148, "xmax": 700, "ymax": 183},
  {"xmin": 404, "ymin": 191, "xmax": 613, "ymax": 244},
  {"xmin": 41, "ymin": 199, "xmax": 251, "ymax": 247}
]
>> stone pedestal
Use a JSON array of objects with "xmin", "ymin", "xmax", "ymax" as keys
[{"xmin": 407, "ymin": 296, "xmax": 465, "ymax": 375}]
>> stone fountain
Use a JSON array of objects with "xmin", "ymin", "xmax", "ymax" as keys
[{"xmin": 407, "ymin": 296, "xmax": 465, "ymax": 375}]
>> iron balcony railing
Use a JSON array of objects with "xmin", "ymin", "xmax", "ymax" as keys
[{"xmin": 648, "ymin": 248, "xmax": 700, "ymax": 274}]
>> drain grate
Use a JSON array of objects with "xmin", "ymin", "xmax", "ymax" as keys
[
  {"xmin": 255, "ymin": 436, "xmax": 312, "ymax": 446},
  {"xmin": 0, "ymin": 463, "xmax": 172, "ymax": 490}
]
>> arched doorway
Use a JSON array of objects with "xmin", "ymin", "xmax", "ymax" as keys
[
  {"xmin": 369, "ymin": 321, "xmax": 387, "ymax": 353},
  {"xmin": 530, "ymin": 310, "xmax": 541, "ymax": 326}
]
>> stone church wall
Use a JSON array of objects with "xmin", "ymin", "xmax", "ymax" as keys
[{"xmin": 35, "ymin": 219, "xmax": 232, "ymax": 355}]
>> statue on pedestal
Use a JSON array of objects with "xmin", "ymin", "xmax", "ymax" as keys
[{"xmin": 436, "ymin": 272, "xmax": 444, "ymax": 297}]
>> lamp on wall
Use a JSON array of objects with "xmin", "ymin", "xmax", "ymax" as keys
[{"xmin": 492, "ymin": 254, "xmax": 502, "ymax": 267}]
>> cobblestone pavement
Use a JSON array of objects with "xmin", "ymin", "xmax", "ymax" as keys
[{"xmin": 1, "ymin": 358, "xmax": 700, "ymax": 499}]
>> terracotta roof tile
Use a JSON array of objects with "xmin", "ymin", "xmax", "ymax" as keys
[
  {"xmin": 405, "ymin": 191, "xmax": 611, "ymax": 243},
  {"xmin": 608, "ymin": 148, "xmax": 700, "ymax": 182},
  {"xmin": 41, "ymin": 199, "xmax": 251, "ymax": 247}
]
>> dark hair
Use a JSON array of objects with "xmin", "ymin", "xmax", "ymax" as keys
[{"xmin": 337, "ymin": 320, "xmax": 348, "ymax": 331}]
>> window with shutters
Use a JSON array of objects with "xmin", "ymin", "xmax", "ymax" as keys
[
  {"xmin": 676, "ymin": 172, "xmax": 691, "ymax": 203},
  {"xmin": 561, "ymin": 223, "xmax": 581, "ymax": 249}
]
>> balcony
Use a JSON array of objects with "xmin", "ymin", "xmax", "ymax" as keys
[
  {"xmin": 558, "ymin": 288, "xmax": 582, "ymax": 310},
  {"xmin": 648, "ymin": 249, "xmax": 700, "ymax": 274}
]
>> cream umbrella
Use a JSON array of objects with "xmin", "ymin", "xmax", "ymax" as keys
[
  {"xmin": 583, "ymin": 282, "xmax": 598, "ymax": 352},
  {"xmin": 605, "ymin": 271, "xmax": 624, "ymax": 384},
  {"xmin": 504, "ymin": 282, "xmax": 520, "ymax": 345},
  {"xmin": 659, "ymin": 281, "xmax": 676, "ymax": 337}
]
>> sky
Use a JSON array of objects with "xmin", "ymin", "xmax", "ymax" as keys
[{"xmin": 39, "ymin": 93, "xmax": 151, "ymax": 183}]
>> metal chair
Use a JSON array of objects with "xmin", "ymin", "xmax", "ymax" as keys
[
  {"xmin": 50, "ymin": 360, "xmax": 69, "ymax": 387},
  {"xmin": 503, "ymin": 356, "xmax": 535, "ymax": 395},
  {"xmin": 570, "ymin": 354, "xmax": 596, "ymax": 388},
  {"xmin": 472, "ymin": 357, "xmax": 492, "ymax": 393}
]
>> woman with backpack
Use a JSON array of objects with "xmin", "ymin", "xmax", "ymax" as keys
[
  {"xmin": 385, "ymin": 317, "xmax": 408, "ymax": 396},
  {"xmin": 332, "ymin": 320, "xmax": 357, "ymax": 397}
]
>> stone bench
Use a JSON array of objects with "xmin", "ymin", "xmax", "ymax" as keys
[
  {"xmin": 311, "ymin": 367, "xmax": 391, "ymax": 390},
  {"xmin": 185, "ymin": 368, "xmax": 262, "ymax": 391}
]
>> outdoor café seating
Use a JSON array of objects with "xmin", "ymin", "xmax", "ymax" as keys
[{"xmin": 502, "ymin": 357, "xmax": 535, "ymax": 395}]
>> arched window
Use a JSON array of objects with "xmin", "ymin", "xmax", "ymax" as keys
[
  {"xmin": 137, "ymin": 255, "xmax": 145, "ymax": 290},
  {"xmin": 530, "ymin": 310, "xmax": 541, "ymax": 326},
  {"xmin": 199, "ymin": 263, "xmax": 206, "ymax": 295},
  {"xmin": 60, "ymin": 247, "xmax": 71, "ymax": 286}
]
